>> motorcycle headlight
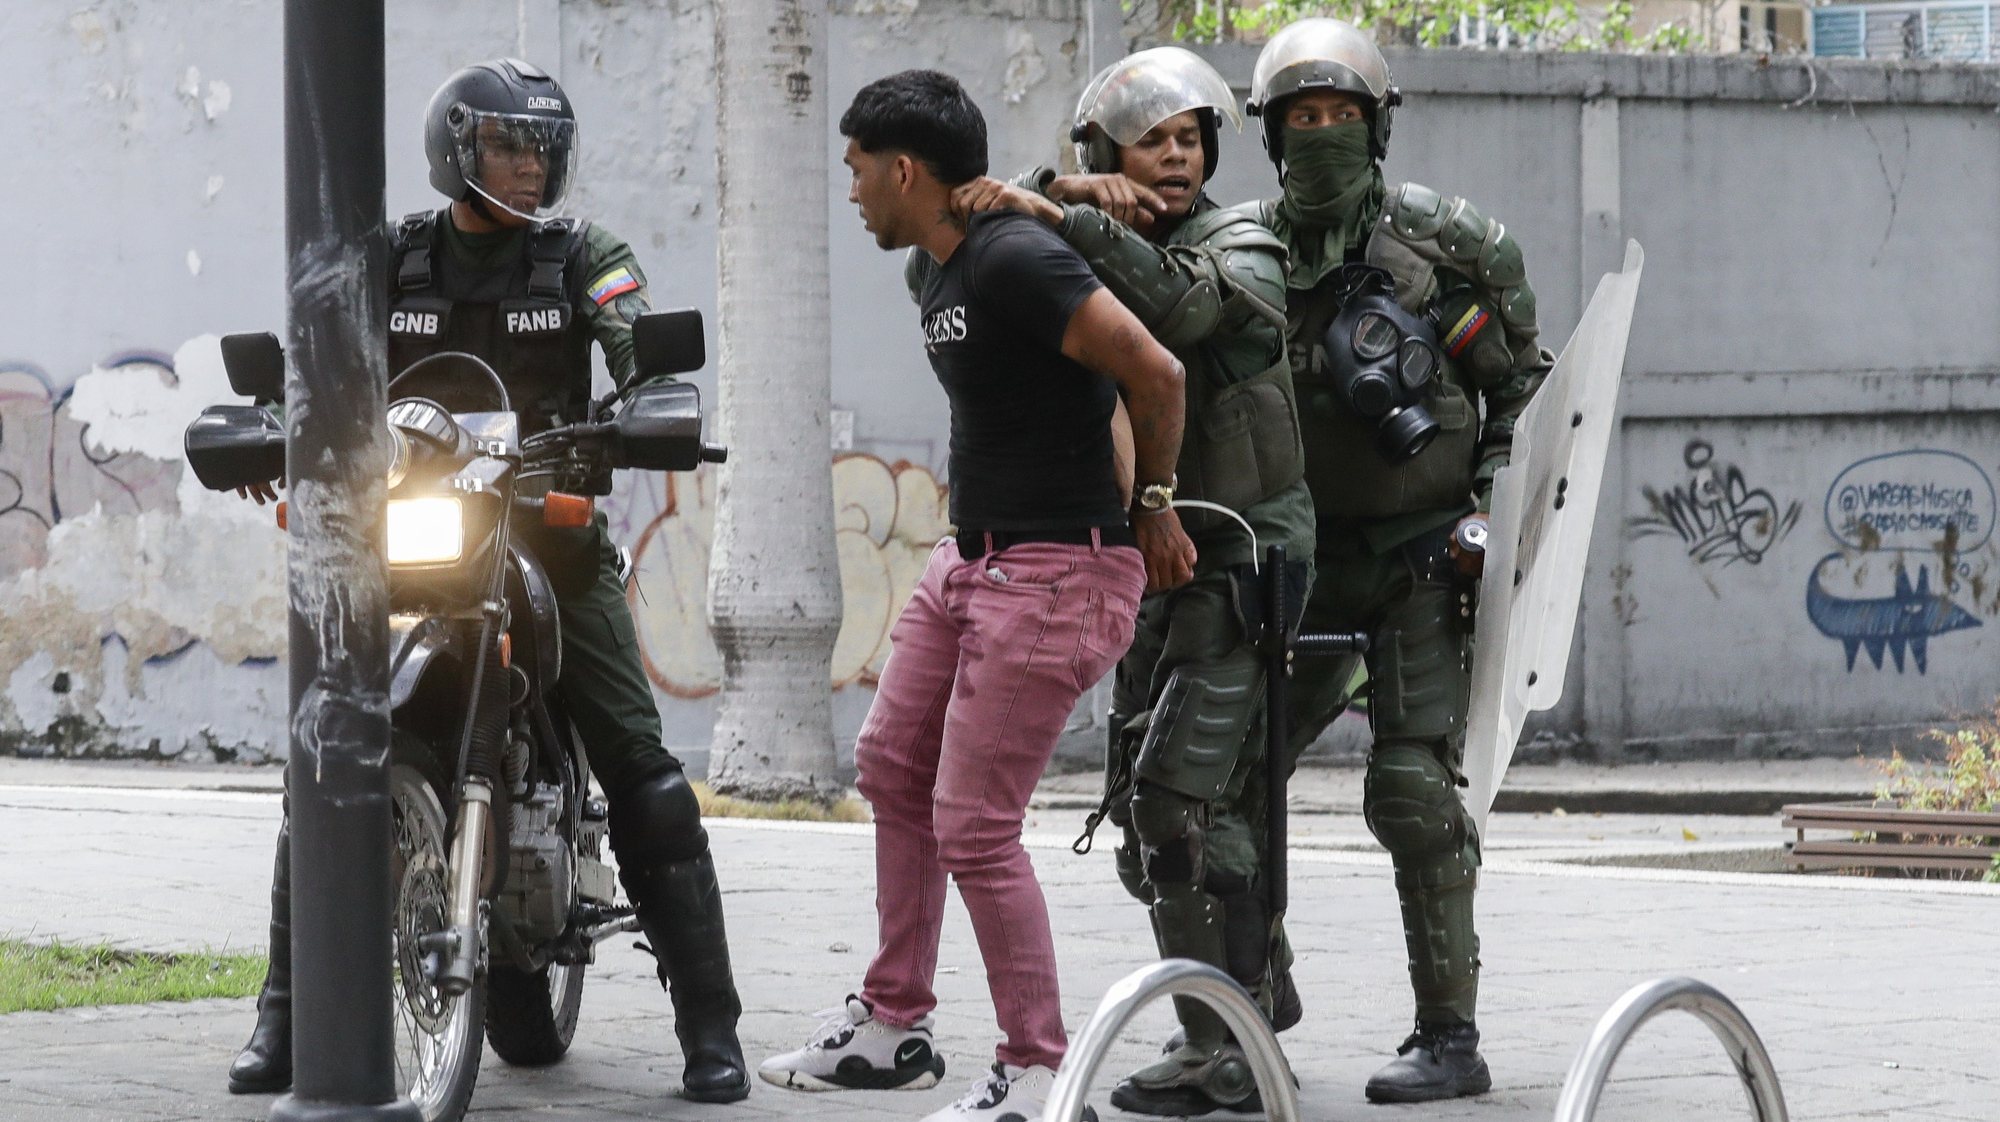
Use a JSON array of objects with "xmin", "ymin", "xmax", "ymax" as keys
[{"xmin": 386, "ymin": 497, "xmax": 465, "ymax": 566}]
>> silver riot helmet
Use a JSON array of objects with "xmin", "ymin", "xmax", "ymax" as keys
[
  {"xmin": 424, "ymin": 58, "xmax": 578, "ymax": 221},
  {"xmin": 1244, "ymin": 18, "xmax": 1400, "ymax": 165},
  {"xmin": 1069, "ymin": 46, "xmax": 1243, "ymax": 181}
]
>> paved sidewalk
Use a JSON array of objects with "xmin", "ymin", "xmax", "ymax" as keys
[{"xmin": 1, "ymin": 772, "xmax": 1993, "ymax": 1121}]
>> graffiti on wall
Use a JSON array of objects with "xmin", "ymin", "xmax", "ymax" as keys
[
  {"xmin": 1628, "ymin": 439, "xmax": 1800, "ymax": 567},
  {"xmin": 0, "ymin": 357, "xmax": 183, "ymax": 577},
  {"xmin": 0, "ymin": 339, "xmax": 289, "ymax": 757},
  {"xmin": 622, "ymin": 453, "xmax": 950, "ymax": 698},
  {"xmin": 1806, "ymin": 449, "xmax": 1994, "ymax": 674}
]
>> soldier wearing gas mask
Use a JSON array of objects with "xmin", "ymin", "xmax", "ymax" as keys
[
  {"xmin": 943, "ymin": 47, "xmax": 1316, "ymax": 1117},
  {"xmin": 226, "ymin": 59, "xmax": 749, "ymax": 1105},
  {"xmin": 1244, "ymin": 19, "xmax": 1553, "ymax": 1104}
]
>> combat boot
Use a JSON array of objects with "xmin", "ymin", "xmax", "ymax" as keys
[
  {"xmin": 625, "ymin": 852, "xmax": 751, "ymax": 1103},
  {"xmin": 1363, "ymin": 1019, "xmax": 1491, "ymax": 1103},
  {"xmin": 1111, "ymin": 1041, "xmax": 1270, "ymax": 1117},
  {"xmin": 228, "ymin": 827, "xmax": 292, "ymax": 1094}
]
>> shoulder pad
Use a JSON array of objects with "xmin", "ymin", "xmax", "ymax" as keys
[
  {"xmin": 1381, "ymin": 182, "xmax": 1450, "ymax": 241},
  {"xmin": 1221, "ymin": 198, "xmax": 1280, "ymax": 230},
  {"xmin": 1181, "ymin": 204, "xmax": 1285, "ymax": 256},
  {"xmin": 1379, "ymin": 182, "xmax": 1529, "ymax": 295}
]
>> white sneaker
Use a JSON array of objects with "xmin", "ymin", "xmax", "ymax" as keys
[
  {"xmin": 759, "ymin": 995, "xmax": 946, "ymax": 1092},
  {"xmin": 919, "ymin": 1062, "xmax": 1095, "ymax": 1122}
]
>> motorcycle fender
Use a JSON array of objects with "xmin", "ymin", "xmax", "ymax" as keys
[{"xmin": 390, "ymin": 613, "xmax": 464, "ymax": 712}]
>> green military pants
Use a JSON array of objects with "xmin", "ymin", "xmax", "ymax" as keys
[
  {"xmin": 534, "ymin": 515, "xmax": 679, "ymax": 795},
  {"xmin": 1098, "ymin": 486, "xmax": 1317, "ymax": 1040},
  {"xmin": 1287, "ymin": 520, "xmax": 1481, "ymax": 1024}
]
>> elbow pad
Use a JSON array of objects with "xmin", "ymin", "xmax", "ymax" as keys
[{"xmin": 1058, "ymin": 204, "xmax": 1222, "ymax": 348}]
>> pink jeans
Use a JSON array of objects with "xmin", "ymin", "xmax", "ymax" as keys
[{"xmin": 856, "ymin": 535, "xmax": 1144, "ymax": 1070}]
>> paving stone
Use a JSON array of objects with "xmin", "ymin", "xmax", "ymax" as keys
[{"xmin": 0, "ymin": 775, "xmax": 1993, "ymax": 1121}]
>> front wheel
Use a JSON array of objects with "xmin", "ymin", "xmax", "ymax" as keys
[
  {"xmin": 389, "ymin": 745, "xmax": 485, "ymax": 1122},
  {"xmin": 485, "ymin": 960, "xmax": 584, "ymax": 1065}
]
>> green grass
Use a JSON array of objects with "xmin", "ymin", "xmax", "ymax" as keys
[
  {"xmin": 691, "ymin": 781, "xmax": 871, "ymax": 823},
  {"xmin": 0, "ymin": 939, "xmax": 265, "ymax": 1014}
]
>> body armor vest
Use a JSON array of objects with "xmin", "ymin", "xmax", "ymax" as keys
[
  {"xmin": 1267, "ymin": 201, "xmax": 1479, "ymax": 520},
  {"xmin": 1167, "ymin": 206, "xmax": 1305, "ymax": 535},
  {"xmin": 1174, "ymin": 334, "xmax": 1305, "ymax": 533},
  {"xmin": 388, "ymin": 210, "xmax": 594, "ymax": 434}
]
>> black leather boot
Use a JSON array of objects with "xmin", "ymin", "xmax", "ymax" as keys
[
  {"xmin": 1363, "ymin": 1020, "xmax": 1491, "ymax": 1103},
  {"xmin": 624, "ymin": 852, "xmax": 750, "ymax": 1104},
  {"xmin": 228, "ymin": 825, "xmax": 293, "ymax": 1094}
]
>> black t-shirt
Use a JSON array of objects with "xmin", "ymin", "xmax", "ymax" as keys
[{"xmin": 917, "ymin": 211, "xmax": 1125, "ymax": 530}]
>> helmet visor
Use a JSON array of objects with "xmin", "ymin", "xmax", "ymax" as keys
[
  {"xmin": 453, "ymin": 111, "xmax": 576, "ymax": 220},
  {"xmin": 1075, "ymin": 46, "xmax": 1243, "ymax": 147},
  {"xmin": 1250, "ymin": 19, "xmax": 1392, "ymax": 109}
]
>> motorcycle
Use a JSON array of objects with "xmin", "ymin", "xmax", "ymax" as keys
[{"xmin": 184, "ymin": 310, "xmax": 724, "ymax": 1121}]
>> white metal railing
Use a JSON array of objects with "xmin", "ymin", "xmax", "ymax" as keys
[
  {"xmin": 1553, "ymin": 976, "xmax": 1789, "ymax": 1122},
  {"xmin": 1045, "ymin": 960, "xmax": 1298, "ymax": 1122}
]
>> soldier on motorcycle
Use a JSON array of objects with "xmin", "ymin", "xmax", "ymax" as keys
[{"xmin": 227, "ymin": 58, "xmax": 750, "ymax": 1106}]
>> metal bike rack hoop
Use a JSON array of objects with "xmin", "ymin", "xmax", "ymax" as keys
[
  {"xmin": 1045, "ymin": 959, "xmax": 1299, "ymax": 1122},
  {"xmin": 1554, "ymin": 976, "xmax": 1788, "ymax": 1122}
]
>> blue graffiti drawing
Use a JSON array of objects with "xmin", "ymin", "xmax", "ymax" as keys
[{"xmin": 1806, "ymin": 554, "xmax": 1982, "ymax": 674}]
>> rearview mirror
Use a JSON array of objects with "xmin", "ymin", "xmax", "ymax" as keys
[
  {"xmin": 608, "ymin": 381, "xmax": 723, "ymax": 472},
  {"xmin": 220, "ymin": 332, "xmax": 286, "ymax": 403},
  {"xmin": 632, "ymin": 309, "xmax": 705, "ymax": 378},
  {"xmin": 184, "ymin": 405, "xmax": 285, "ymax": 491}
]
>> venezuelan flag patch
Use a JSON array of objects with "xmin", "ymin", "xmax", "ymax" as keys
[
  {"xmin": 1442, "ymin": 304, "xmax": 1490, "ymax": 358},
  {"xmin": 586, "ymin": 267, "xmax": 641, "ymax": 306}
]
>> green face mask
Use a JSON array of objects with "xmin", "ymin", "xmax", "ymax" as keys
[{"xmin": 1280, "ymin": 122, "xmax": 1380, "ymax": 232}]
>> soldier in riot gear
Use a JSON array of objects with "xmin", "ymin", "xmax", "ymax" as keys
[
  {"xmin": 945, "ymin": 46, "xmax": 1318, "ymax": 1116},
  {"xmin": 227, "ymin": 58, "xmax": 750, "ymax": 1105},
  {"xmin": 1242, "ymin": 18, "xmax": 1553, "ymax": 1104}
]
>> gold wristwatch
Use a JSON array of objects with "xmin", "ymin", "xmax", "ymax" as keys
[{"xmin": 1134, "ymin": 477, "xmax": 1176, "ymax": 515}]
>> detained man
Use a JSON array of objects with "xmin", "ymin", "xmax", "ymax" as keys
[{"xmin": 758, "ymin": 68, "xmax": 1194, "ymax": 1122}]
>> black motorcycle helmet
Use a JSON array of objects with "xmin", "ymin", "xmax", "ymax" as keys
[{"xmin": 424, "ymin": 58, "xmax": 577, "ymax": 220}]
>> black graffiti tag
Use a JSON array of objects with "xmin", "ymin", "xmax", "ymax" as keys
[{"xmin": 1629, "ymin": 439, "xmax": 1802, "ymax": 567}]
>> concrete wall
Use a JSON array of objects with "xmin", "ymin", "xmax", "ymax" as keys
[
  {"xmin": 2, "ymin": 1, "xmax": 1994, "ymax": 765},
  {"xmin": 1194, "ymin": 46, "xmax": 2000, "ymax": 759}
]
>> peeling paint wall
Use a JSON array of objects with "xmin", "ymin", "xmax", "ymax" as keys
[
  {"xmin": 1, "ymin": 0, "xmax": 1093, "ymax": 763},
  {"xmin": 0, "ymin": 338, "xmax": 287, "ymax": 760}
]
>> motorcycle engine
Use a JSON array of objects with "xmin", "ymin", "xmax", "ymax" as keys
[{"xmin": 498, "ymin": 778, "xmax": 575, "ymax": 949}]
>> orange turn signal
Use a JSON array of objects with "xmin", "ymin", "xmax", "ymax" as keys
[
  {"xmin": 275, "ymin": 501, "xmax": 288, "ymax": 531},
  {"xmin": 499, "ymin": 633, "xmax": 513, "ymax": 668},
  {"xmin": 543, "ymin": 492, "xmax": 593, "ymax": 529}
]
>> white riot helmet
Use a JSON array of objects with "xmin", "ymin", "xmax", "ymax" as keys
[
  {"xmin": 1069, "ymin": 46, "xmax": 1243, "ymax": 181},
  {"xmin": 1244, "ymin": 19, "xmax": 1400, "ymax": 165}
]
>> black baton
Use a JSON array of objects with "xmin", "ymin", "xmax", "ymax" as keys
[{"xmin": 1263, "ymin": 542, "xmax": 1368, "ymax": 919}]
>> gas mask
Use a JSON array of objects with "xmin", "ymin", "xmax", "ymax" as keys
[{"xmin": 1320, "ymin": 264, "xmax": 1443, "ymax": 463}]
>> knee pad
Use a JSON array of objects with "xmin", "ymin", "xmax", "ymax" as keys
[
  {"xmin": 1130, "ymin": 781, "xmax": 1204, "ymax": 888},
  {"xmin": 1135, "ymin": 654, "xmax": 1263, "ymax": 803},
  {"xmin": 1115, "ymin": 827, "xmax": 1154, "ymax": 904},
  {"xmin": 1364, "ymin": 742, "xmax": 1467, "ymax": 859},
  {"xmin": 1368, "ymin": 594, "xmax": 1470, "ymax": 745},
  {"xmin": 607, "ymin": 759, "xmax": 709, "ymax": 866}
]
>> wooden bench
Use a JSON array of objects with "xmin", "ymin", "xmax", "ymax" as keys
[{"xmin": 1782, "ymin": 801, "xmax": 2000, "ymax": 875}]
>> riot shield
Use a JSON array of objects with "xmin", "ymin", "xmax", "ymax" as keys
[{"xmin": 1463, "ymin": 241, "xmax": 1645, "ymax": 837}]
